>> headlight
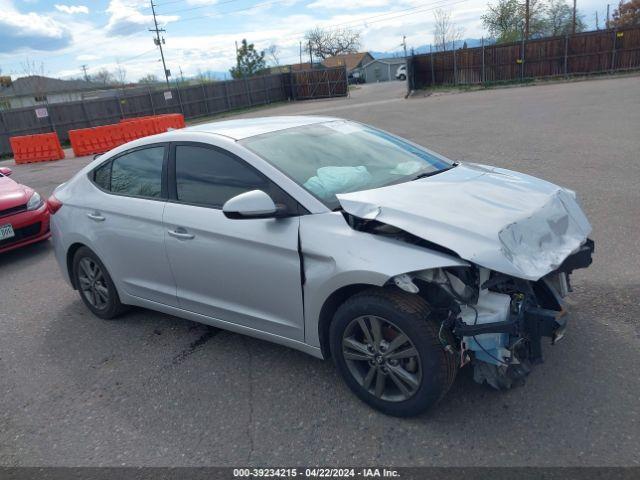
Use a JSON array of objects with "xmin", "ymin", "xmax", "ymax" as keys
[{"xmin": 27, "ymin": 192, "xmax": 43, "ymax": 211}]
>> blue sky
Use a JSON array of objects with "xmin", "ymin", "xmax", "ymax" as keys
[{"xmin": 0, "ymin": 0, "xmax": 608, "ymax": 81}]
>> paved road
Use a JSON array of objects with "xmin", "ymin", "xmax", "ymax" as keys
[{"xmin": 1, "ymin": 77, "xmax": 639, "ymax": 467}]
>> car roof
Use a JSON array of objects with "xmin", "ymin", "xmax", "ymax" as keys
[{"xmin": 183, "ymin": 115, "xmax": 339, "ymax": 140}]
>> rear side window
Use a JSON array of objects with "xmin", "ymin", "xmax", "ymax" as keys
[
  {"xmin": 175, "ymin": 145, "xmax": 276, "ymax": 208},
  {"xmin": 93, "ymin": 161, "xmax": 112, "ymax": 190},
  {"xmin": 95, "ymin": 147, "xmax": 165, "ymax": 198}
]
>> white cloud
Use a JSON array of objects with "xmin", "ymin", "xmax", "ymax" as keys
[
  {"xmin": 76, "ymin": 53, "xmax": 99, "ymax": 61},
  {"xmin": 104, "ymin": 0, "xmax": 179, "ymax": 36},
  {"xmin": 307, "ymin": 0, "xmax": 390, "ymax": 9},
  {"xmin": 185, "ymin": 0, "xmax": 218, "ymax": 5},
  {"xmin": 54, "ymin": 4, "xmax": 89, "ymax": 14},
  {"xmin": 0, "ymin": 0, "xmax": 72, "ymax": 52}
]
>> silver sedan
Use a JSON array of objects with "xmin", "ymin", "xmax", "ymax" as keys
[{"xmin": 50, "ymin": 116, "xmax": 594, "ymax": 416}]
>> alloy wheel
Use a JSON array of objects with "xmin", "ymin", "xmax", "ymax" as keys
[
  {"xmin": 342, "ymin": 315, "xmax": 422, "ymax": 402},
  {"xmin": 77, "ymin": 257, "xmax": 110, "ymax": 310}
]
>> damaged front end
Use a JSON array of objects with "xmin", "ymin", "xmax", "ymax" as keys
[
  {"xmin": 337, "ymin": 162, "xmax": 596, "ymax": 389},
  {"xmin": 390, "ymin": 240, "xmax": 593, "ymax": 389}
]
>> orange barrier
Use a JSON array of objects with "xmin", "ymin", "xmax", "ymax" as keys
[
  {"xmin": 10, "ymin": 133, "xmax": 65, "ymax": 165},
  {"xmin": 69, "ymin": 114, "xmax": 185, "ymax": 157}
]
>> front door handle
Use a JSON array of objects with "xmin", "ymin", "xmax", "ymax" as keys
[
  {"xmin": 87, "ymin": 212, "xmax": 105, "ymax": 222},
  {"xmin": 168, "ymin": 227, "xmax": 195, "ymax": 240}
]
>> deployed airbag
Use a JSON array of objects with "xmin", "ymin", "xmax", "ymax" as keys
[{"xmin": 304, "ymin": 166, "xmax": 372, "ymax": 200}]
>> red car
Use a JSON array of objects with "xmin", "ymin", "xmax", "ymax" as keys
[{"xmin": 0, "ymin": 166, "xmax": 51, "ymax": 254}]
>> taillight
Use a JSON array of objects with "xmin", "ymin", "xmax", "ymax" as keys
[{"xmin": 47, "ymin": 195, "xmax": 63, "ymax": 214}]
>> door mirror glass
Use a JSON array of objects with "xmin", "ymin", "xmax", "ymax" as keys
[
  {"xmin": 0, "ymin": 167, "xmax": 12, "ymax": 176},
  {"xmin": 222, "ymin": 190, "xmax": 277, "ymax": 219}
]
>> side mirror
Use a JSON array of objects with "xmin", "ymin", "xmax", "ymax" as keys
[
  {"xmin": 223, "ymin": 190, "xmax": 278, "ymax": 219},
  {"xmin": 0, "ymin": 167, "xmax": 12, "ymax": 176}
]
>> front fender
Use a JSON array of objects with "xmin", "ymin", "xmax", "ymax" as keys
[{"xmin": 300, "ymin": 213, "xmax": 468, "ymax": 347}]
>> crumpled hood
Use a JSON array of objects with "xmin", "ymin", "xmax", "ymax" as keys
[
  {"xmin": 337, "ymin": 163, "xmax": 592, "ymax": 281},
  {"xmin": 0, "ymin": 176, "xmax": 29, "ymax": 210}
]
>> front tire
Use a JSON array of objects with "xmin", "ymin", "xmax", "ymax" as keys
[
  {"xmin": 330, "ymin": 288, "xmax": 457, "ymax": 417},
  {"xmin": 72, "ymin": 247, "xmax": 127, "ymax": 320}
]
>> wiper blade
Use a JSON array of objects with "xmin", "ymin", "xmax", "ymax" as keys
[{"xmin": 412, "ymin": 162, "xmax": 458, "ymax": 181}]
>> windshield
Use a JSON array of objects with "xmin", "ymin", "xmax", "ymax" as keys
[{"xmin": 241, "ymin": 120, "xmax": 452, "ymax": 209}]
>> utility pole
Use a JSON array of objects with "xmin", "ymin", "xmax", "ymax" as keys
[
  {"xmin": 299, "ymin": 41, "xmax": 302, "ymax": 66},
  {"xmin": 81, "ymin": 64, "xmax": 89, "ymax": 82},
  {"xmin": 525, "ymin": 0, "xmax": 530, "ymax": 40},
  {"xmin": 606, "ymin": 4, "xmax": 610, "ymax": 29},
  {"xmin": 402, "ymin": 35, "xmax": 408, "ymax": 58},
  {"xmin": 149, "ymin": 0, "xmax": 170, "ymax": 88},
  {"xmin": 595, "ymin": 11, "xmax": 599, "ymax": 29},
  {"xmin": 179, "ymin": 66, "xmax": 185, "ymax": 84},
  {"xmin": 572, "ymin": 0, "xmax": 577, "ymax": 34},
  {"xmin": 308, "ymin": 40, "xmax": 313, "ymax": 67}
]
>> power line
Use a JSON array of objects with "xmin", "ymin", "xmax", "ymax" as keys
[{"xmin": 156, "ymin": 0, "xmax": 256, "ymax": 16}]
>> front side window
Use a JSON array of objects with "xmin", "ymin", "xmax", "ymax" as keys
[
  {"xmin": 241, "ymin": 120, "xmax": 453, "ymax": 208},
  {"xmin": 175, "ymin": 145, "xmax": 279, "ymax": 208},
  {"xmin": 108, "ymin": 147, "xmax": 165, "ymax": 198}
]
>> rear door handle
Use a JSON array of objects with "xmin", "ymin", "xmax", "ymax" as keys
[
  {"xmin": 168, "ymin": 228, "xmax": 195, "ymax": 240},
  {"xmin": 87, "ymin": 212, "xmax": 105, "ymax": 222}
]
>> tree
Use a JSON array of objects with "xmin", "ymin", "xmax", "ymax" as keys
[
  {"xmin": 547, "ymin": 0, "xmax": 586, "ymax": 35},
  {"xmin": 432, "ymin": 9, "xmax": 464, "ymax": 51},
  {"xmin": 482, "ymin": 0, "xmax": 548, "ymax": 42},
  {"xmin": 114, "ymin": 62, "xmax": 127, "ymax": 87},
  {"xmin": 611, "ymin": 0, "xmax": 640, "ymax": 27},
  {"xmin": 267, "ymin": 44, "xmax": 281, "ymax": 67},
  {"xmin": 21, "ymin": 59, "xmax": 47, "ymax": 101},
  {"xmin": 138, "ymin": 74, "xmax": 159, "ymax": 85},
  {"xmin": 92, "ymin": 68, "xmax": 113, "ymax": 85},
  {"xmin": 230, "ymin": 39, "xmax": 266, "ymax": 79},
  {"xmin": 304, "ymin": 27, "xmax": 361, "ymax": 59},
  {"xmin": 482, "ymin": 0, "xmax": 521, "ymax": 42}
]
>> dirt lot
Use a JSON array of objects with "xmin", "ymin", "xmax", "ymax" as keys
[{"xmin": 1, "ymin": 76, "xmax": 639, "ymax": 467}]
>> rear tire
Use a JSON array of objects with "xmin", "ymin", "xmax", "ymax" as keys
[
  {"xmin": 72, "ymin": 246, "xmax": 127, "ymax": 320},
  {"xmin": 330, "ymin": 288, "xmax": 457, "ymax": 417}
]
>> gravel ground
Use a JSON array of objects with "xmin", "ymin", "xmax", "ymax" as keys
[{"xmin": 0, "ymin": 76, "xmax": 639, "ymax": 467}]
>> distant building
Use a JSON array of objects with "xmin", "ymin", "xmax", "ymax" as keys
[
  {"xmin": 321, "ymin": 52, "xmax": 374, "ymax": 76},
  {"xmin": 361, "ymin": 57, "xmax": 407, "ymax": 83},
  {"xmin": 266, "ymin": 62, "xmax": 315, "ymax": 74},
  {"xmin": 0, "ymin": 75, "xmax": 142, "ymax": 111}
]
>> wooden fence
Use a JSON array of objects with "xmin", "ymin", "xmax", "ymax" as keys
[
  {"xmin": 0, "ymin": 67, "xmax": 348, "ymax": 156},
  {"xmin": 409, "ymin": 26, "xmax": 640, "ymax": 89}
]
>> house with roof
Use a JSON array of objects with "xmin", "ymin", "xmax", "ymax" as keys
[
  {"xmin": 321, "ymin": 52, "xmax": 374, "ymax": 77},
  {"xmin": 0, "ymin": 76, "xmax": 110, "ymax": 110}
]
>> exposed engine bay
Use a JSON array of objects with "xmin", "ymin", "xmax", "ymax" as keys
[{"xmin": 345, "ymin": 213, "xmax": 595, "ymax": 390}]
